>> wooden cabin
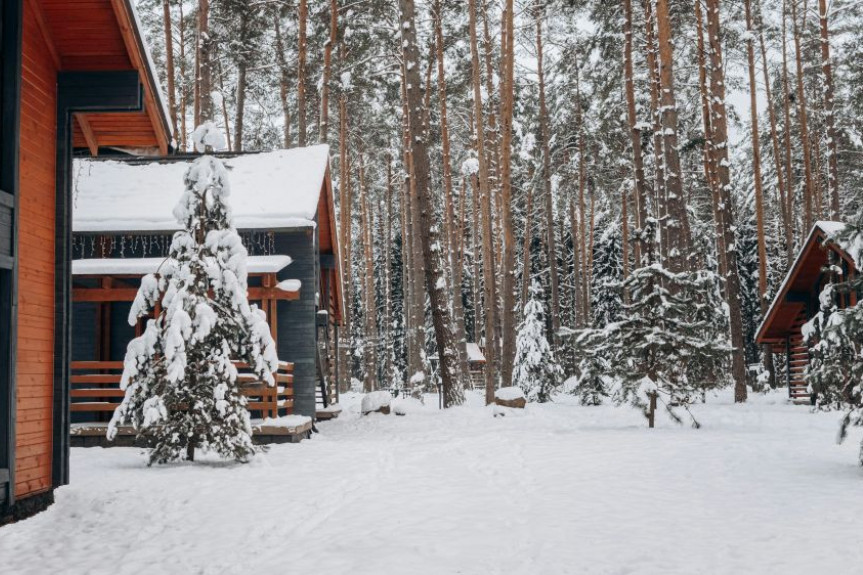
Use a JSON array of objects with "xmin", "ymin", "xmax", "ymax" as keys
[
  {"xmin": 1, "ymin": 0, "xmax": 171, "ymax": 523},
  {"xmin": 756, "ymin": 221, "xmax": 857, "ymax": 403},
  {"xmin": 68, "ymin": 147, "xmax": 344, "ymax": 442}
]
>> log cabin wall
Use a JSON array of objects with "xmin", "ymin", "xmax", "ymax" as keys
[{"xmin": 14, "ymin": 0, "xmax": 58, "ymax": 501}]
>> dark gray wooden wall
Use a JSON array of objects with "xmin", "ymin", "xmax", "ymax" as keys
[{"xmin": 274, "ymin": 228, "xmax": 318, "ymax": 418}]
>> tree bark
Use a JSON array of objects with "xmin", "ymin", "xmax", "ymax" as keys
[
  {"xmin": 178, "ymin": 0, "xmax": 187, "ymax": 149},
  {"xmin": 818, "ymin": 0, "xmax": 840, "ymax": 219},
  {"xmin": 791, "ymin": 0, "xmax": 815, "ymax": 230},
  {"xmin": 468, "ymin": 0, "xmax": 498, "ymax": 404},
  {"xmin": 233, "ymin": 5, "xmax": 249, "ymax": 152},
  {"xmin": 694, "ymin": 0, "xmax": 727, "ymax": 278},
  {"xmin": 756, "ymin": 0, "xmax": 792, "ymax": 266},
  {"xmin": 655, "ymin": 0, "xmax": 689, "ymax": 274},
  {"xmin": 623, "ymin": 0, "xmax": 649, "ymax": 268},
  {"xmin": 320, "ymin": 0, "xmax": 338, "ymax": 142},
  {"xmin": 398, "ymin": 0, "xmax": 465, "ymax": 407},
  {"xmin": 705, "ymin": 0, "xmax": 748, "ymax": 403},
  {"xmin": 274, "ymin": 9, "xmax": 291, "ymax": 148},
  {"xmin": 359, "ymin": 153, "xmax": 377, "ymax": 392},
  {"xmin": 535, "ymin": 2, "xmax": 559, "ymax": 340},
  {"xmin": 162, "ymin": 0, "xmax": 179, "ymax": 141},
  {"xmin": 745, "ymin": 0, "xmax": 776, "ymax": 387},
  {"xmin": 297, "ymin": 0, "xmax": 308, "ymax": 146},
  {"xmin": 781, "ymin": 0, "xmax": 796, "ymax": 256},
  {"xmin": 196, "ymin": 0, "xmax": 213, "ymax": 124},
  {"xmin": 498, "ymin": 0, "xmax": 517, "ymax": 387}
]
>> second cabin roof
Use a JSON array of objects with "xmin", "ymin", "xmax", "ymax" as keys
[{"xmin": 72, "ymin": 146, "xmax": 330, "ymax": 233}]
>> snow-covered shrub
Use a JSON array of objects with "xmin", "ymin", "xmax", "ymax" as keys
[
  {"xmin": 108, "ymin": 124, "xmax": 278, "ymax": 464},
  {"xmin": 512, "ymin": 282, "xmax": 564, "ymax": 402}
]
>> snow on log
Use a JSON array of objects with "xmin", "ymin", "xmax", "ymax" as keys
[
  {"xmin": 361, "ymin": 391, "xmax": 393, "ymax": 415},
  {"xmin": 494, "ymin": 386, "xmax": 527, "ymax": 409}
]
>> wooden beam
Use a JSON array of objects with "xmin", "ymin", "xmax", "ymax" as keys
[
  {"xmin": 73, "ymin": 286, "xmax": 300, "ymax": 303},
  {"xmin": 25, "ymin": 0, "xmax": 61, "ymax": 70},
  {"xmin": 75, "ymin": 114, "xmax": 99, "ymax": 156}
]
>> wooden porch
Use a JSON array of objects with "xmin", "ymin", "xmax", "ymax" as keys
[{"xmin": 69, "ymin": 360, "xmax": 303, "ymax": 446}]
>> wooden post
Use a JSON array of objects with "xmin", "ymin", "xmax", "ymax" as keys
[{"xmin": 648, "ymin": 392, "xmax": 657, "ymax": 429}]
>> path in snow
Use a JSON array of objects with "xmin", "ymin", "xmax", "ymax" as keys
[{"xmin": 2, "ymin": 392, "xmax": 863, "ymax": 574}]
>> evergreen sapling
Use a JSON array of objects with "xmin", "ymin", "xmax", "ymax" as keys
[
  {"xmin": 108, "ymin": 123, "xmax": 279, "ymax": 464},
  {"xmin": 513, "ymin": 281, "xmax": 564, "ymax": 402}
]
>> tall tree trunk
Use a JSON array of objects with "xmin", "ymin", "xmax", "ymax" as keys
[
  {"xmin": 497, "ymin": 0, "xmax": 516, "ymax": 387},
  {"xmin": 791, "ymin": 0, "xmax": 815, "ymax": 230},
  {"xmin": 624, "ymin": 0, "xmax": 649, "ymax": 268},
  {"xmin": 178, "ymin": 0, "xmax": 187, "ymax": 149},
  {"xmin": 818, "ymin": 0, "xmax": 840, "ymax": 219},
  {"xmin": 233, "ymin": 5, "xmax": 249, "ymax": 152},
  {"xmin": 196, "ymin": 0, "xmax": 213, "ymax": 124},
  {"xmin": 756, "ymin": 0, "xmax": 792, "ymax": 266},
  {"xmin": 468, "ymin": 0, "xmax": 498, "ymax": 404},
  {"xmin": 575, "ymin": 70, "xmax": 590, "ymax": 326},
  {"xmin": 534, "ymin": 2, "xmax": 559, "ymax": 340},
  {"xmin": 274, "ymin": 10, "xmax": 291, "ymax": 148},
  {"xmin": 338, "ymin": 98, "xmax": 351, "ymax": 386},
  {"xmin": 399, "ymin": 0, "xmax": 465, "ymax": 407},
  {"xmin": 781, "ymin": 0, "xmax": 796, "ymax": 257},
  {"xmin": 655, "ymin": 0, "xmax": 689, "ymax": 274},
  {"xmin": 745, "ymin": 0, "xmax": 776, "ymax": 387},
  {"xmin": 297, "ymin": 0, "xmax": 308, "ymax": 146},
  {"xmin": 359, "ymin": 153, "xmax": 376, "ymax": 392},
  {"xmin": 705, "ymin": 0, "xmax": 748, "ymax": 403},
  {"xmin": 385, "ymin": 154, "xmax": 394, "ymax": 387},
  {"xmin": 643, "ymin": 0, "xmax": 667, "ymax": 264},
  {"xmin": 433, "ymin": 0, "xmax": 467, "ymax": 374},
  {"xmin": 162, "ymin": 0, "xmax": 179, "ymax": 141},
  {"xmin": 695, "ymin": 0, "xmax": 727, "ymax": 278},
  {"xmin": 320, "ymin": 0, "xmax": 338, "ymax": 142}
]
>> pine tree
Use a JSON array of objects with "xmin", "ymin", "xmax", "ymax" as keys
[
  {"xmin": 513, "ymin": 282, "xmax": 564, "ymax": 403},
  {"xmin": 108, "ymin": 124, "xmax": 279, "ymax": 464}
]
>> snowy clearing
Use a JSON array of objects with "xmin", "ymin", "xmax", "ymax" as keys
[{"xmin": 3, "ymin": 392, "xmax": 863, "ymax": 574}]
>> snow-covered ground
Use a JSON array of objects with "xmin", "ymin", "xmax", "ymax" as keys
[{"xmin": 3, "ymin": 391, "xmax": 863, "ymax": 574}]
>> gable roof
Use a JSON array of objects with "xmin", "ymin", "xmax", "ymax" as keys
[
  {"xmin": 756, "ymin": 221, "xmax": 855, "ymax": 343},
  {"xmin": 72, "ymin": 146, "xmax": 331, "ymax": 233}
]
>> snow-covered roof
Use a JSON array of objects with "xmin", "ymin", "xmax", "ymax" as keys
[
  {"xmin": 72, "ymin": 255, "xmax": 293, "ymax": 276},
  {"xmin": 466, "ymin": 343, "xmax": 486, "ymax": 363},
  {"xmin": 756, "ymin": 221, "xmax": 849, "ymax": 342},
  {"xmin": 73, "ymin": 146, "xmax": 330, "ymax": 233}
]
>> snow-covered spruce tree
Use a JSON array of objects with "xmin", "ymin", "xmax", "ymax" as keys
[
  {"xmin": 576, "ymin": 218, "xmax": 730, "ymax": 427},
  {"xmin": 607, "ymin": 262, "xmax": 730, "ymax": 426},
  {"xmin": 591, "ymin": 217, "xmax": 623, "ymax": 328},
  {"xmin": 804, "ymin": 222, "xmax": 863, "ymax": 462},
  {"xmin": 513, "ymin": 281, "xmax": 564, "ymax": 402},
  {"xmin": 108, "ymin": 124, "xmax": 279, "ymax": 464}
]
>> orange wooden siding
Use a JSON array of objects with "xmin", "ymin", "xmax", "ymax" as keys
[{"xmin": 14, "ymin": 1, "xmax": 57, "ymax": 499}]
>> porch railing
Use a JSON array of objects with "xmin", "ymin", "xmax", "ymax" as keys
[{"xmin": 70, "ymin": 360, "xmax": 294, "ymax": 425}]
